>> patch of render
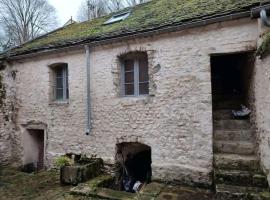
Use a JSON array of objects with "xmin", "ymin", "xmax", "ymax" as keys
[
  {"xmin": 8, "ymin": 18, "xmax": 259, "ymax": 186},
  {"xmin": 0, "ymin": 64, "xmax": 19, "ymax": 166}
]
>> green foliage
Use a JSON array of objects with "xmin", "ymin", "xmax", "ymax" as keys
[
  {"xmin": 54, "ymin": 156, "xmax": 73, "ymax": 168},
  {"xmin": 5, "ymin": 0, "xmax": 262, "ymax": 56},
  {"xmin": 257, "ymin": 32, "xmax": 270, "ymax": 59}
]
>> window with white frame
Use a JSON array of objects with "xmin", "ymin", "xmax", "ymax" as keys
[
  {"xmin": 121, "ymin": 53, "xmax": 149, "ymax": 96},
  {"xmin": 51, "ymin": 63, "xmax": 69, "ymax": 101}
]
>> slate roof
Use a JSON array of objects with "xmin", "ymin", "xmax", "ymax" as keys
[{"xmin": 0, "ymin": 0, "xmax": 265, "ymax": 59}]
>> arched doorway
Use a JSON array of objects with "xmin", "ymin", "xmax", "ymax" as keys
[{"xmin": 115, "ymin": 142, "xmax": 152, "ymax": 192}]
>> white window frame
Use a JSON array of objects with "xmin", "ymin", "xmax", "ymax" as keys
[{"xmin": 121, "ymin": 58, "xmax": 149, "ymax": 97}]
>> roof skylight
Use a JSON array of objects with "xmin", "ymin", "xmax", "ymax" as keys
[{"xmin": 104, "ymin": 12, "xmax": 130, "ymax": 25}]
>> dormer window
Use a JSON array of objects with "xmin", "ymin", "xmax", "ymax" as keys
[{"xmin": 104, "ymin": 12, "xmax": 130, "ymax": 25}]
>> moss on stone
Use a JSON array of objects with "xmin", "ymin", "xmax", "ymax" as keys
[
  {"xmin": 2, "ymin": 0, "xmax": 262, "ymax": 57},
  {"xmin": 257, "ymin": 32, "xmax": 270, "ymax": 59},
  {"xmin": 87, "ymin": 175, "xmax": 114, "ymax": 189}
]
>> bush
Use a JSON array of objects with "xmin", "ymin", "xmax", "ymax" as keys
[{"xmin": 54, "ymin": 156, "xmax": 72, "ymax": 168}]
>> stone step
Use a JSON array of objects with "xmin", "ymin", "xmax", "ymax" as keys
[
  {"xmin": 216, "ymin": 184, "xmax": 270, "ymax": 200},
  {"xmin": 213, "ymin": 99, "xmax": 243, "ymax": 109},
  {"xmin": 215, "ymin": 170, "xmax": 269, "ymax": 188},
  {"xmin": 214, "ymin": 154, "xmax": 260, "ymax": 171},
  {"xmin": 214, "ymin": 141, "xmax": 255, "ymax": 155},
  {"xmin": 213, "ymin": 95, "xmax": 243, "ymax": 102},
  {"xmin": 213, "ymin": 109, "xmax": 250, "ymax": 120},
  {"xmin": 214, "ymin": 120, "xmax": 251, "ymax": 130},
  {"xmin": 214, "ymin": 130, "xmax": 254, "ymax": 141},
  {"xmin": 213, "ymin": 109, "xmax": 234, "ymax": 120}
]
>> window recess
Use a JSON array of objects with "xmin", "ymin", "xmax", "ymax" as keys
[{"xmin": 121, "ymin": 53, "xmax": 149, "ymax": 97}]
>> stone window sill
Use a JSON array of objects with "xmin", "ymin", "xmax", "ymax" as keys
[{"xmin": 49, "ymin": 100, "xmax": 69, "ymax": 106}]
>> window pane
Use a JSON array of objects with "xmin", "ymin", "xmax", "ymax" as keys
[
  {"xmin": 125, "ymin": 84, "xmax": 134, "ymax": 95},
  {"xmin": 66, "ymin": 88, "xmax": 69, "ymax": 99},
  {"xmin": 56, "ymin": 88, "xmax": 63, "ymax": 100},
  {"xmin": 139, "ymin": 82, "xmax": 149, "ymax": 95},
  {"xmin": 56, "ymin": 77, "xmax": 63, "ymax": 88},
  {"xmin": 139, "ymin": 58, "xmax": 149, "ymax": 82},
  {"xmin": 124, "ymin": 60, "xmax": 134, "ymax": 71},
  {"xmin": 125, "ymin": 72, "xmax": 134, "ymax": 83},
  {"xmin": 55, "ymin": 68, "xmax": 63, "ymax": 78}
]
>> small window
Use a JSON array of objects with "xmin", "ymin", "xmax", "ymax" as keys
[
  {"xmin": 121, "ymin": 53, "xmax": 149, "ymax": 96},
  {"xmin": 104, "ymin": 12, "xmax": 130, "ymax": 25},
  {"xmin": 51, "ymin": 64, "xmax": 69, "ymax": 101}
]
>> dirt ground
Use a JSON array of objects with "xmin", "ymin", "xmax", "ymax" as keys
[{"xmin": 0, "ymin": 166, "xmax": 214, "ymax": 200}]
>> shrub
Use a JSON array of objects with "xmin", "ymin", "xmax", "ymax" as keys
[{"xmin": 54, "ymin": 156, "xmax": 72, "ymax": 168}]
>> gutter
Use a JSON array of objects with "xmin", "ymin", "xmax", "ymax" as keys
[
  {"xmin": 85, "ymin": 45, "xmax": 91, "ymax": 135},
  {"xmin": 2, "ymin": 4, "xmax": 270, "ymax": 61}
]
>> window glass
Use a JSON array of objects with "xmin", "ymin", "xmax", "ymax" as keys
[
  {"xmin": 139, "ymin": 82, "xmax": 149, "ymax": 95},
  {"xmin": 52, "ymin": 64, "xmax": 69, "ymax": 101},
  {"xmin": 139, "ymin": 58, "xmax": 149, "ymax": 82},
  {"xmin": 125, "ymin": 84, "xmax": 134, "ymax": 95},
  {"xmin": 122, "ymin": 54, "xmax": 149, "ymax": 96}
]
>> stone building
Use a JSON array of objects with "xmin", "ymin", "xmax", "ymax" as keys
[{"xmin": 1, "ymin": 0, "xmax": 270, "ymax": 197}]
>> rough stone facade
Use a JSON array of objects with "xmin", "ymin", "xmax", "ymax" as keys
[
  {"xmin": 0, "ymin": 64, "xmax": 18, "ymax": 166},
  {"xmin": 1, "ymin": 18, "xmax": 266, "ymax": 186}
]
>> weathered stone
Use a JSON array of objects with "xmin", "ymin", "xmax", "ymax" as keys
[
  {"xmin": 215, "ymin": 170, "xmax": 269, "ymax": 188},
  {"xmin": 140, "ymin": 182, "xmax": 165, "ymax": 197},
  {"xmin": 61, "ymin": 159, "xmax": 103, "ymax": 185},
  {"xmin": 214, "ymin": 154, "xmax": 260, "ymax": 171}
]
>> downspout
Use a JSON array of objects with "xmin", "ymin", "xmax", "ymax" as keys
[
  {"xmin": 260, "ymin": 9, "xmax": 270, "ymax": 27},
  {"xmin": 85, "ymin": 45, "xmax": 91, "ymax": 135}
]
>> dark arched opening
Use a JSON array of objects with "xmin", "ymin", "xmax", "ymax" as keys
[{"xmin": 115, "ymin": 142, "xmax": 152, "ymax": 192}]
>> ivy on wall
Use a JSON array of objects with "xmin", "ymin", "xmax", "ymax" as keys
[{"xmin": 257, "ymin": 32, "xmax": 270, "ymax": 59}]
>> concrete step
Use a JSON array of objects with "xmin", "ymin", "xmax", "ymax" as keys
[
  {"xmin": 216, "ymin": 184, "xmax": 270, "ymax": 200},
  {"xmin": 213, "ymin": 109, "xmax": 250, "ymax": 120},
  {"xmin": 214, "ymin": 154, "xmax": 260, "ymax": 171},
  {"xmin": 213, "ymin": 99, "xmax": 243, "ymax": 109},
  {"xmin": 214, "ymin": 130, "xmax": 254, "ymax": 141},
  {"xmin": 215, "ymin": 170, "xmax": 269, "ymax": 188},
  {"xmin": 213, "ymin": 109, "xmax": 234, "ymax": 120},
  {"xmin": 214, "ymin": 141, "xmax": 255, "ymax": 155},
  {"xmin": 214, "ymin": 120, "xmax": 251, "ymax": 130}
]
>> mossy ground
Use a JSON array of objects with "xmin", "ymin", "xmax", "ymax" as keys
[
  {"xmin": 0, "ymin": 166, "xmax": 100, "ymax": 200},
  {"xmin": 0, "ymin": 166, "xmax": 214, "ymax": 200}
]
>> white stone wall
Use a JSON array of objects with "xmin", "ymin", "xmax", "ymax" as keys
[
  {"xmin": 255, "ymin": 56, "xmax": 270, "ymax": 183},
  {"xmin": 4, "ymin": 18, "xmax": 259, "ymax": 185}
]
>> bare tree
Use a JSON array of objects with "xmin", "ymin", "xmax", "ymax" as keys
[
  {"xmin": 77, "ymin": 0, "xmax": 108, "ymax": 22},
  {"xmin": 77, "ymin": 0, "xmax": 150, "ymax": 22},
  {"xmin": 125, "ymin": 0, "xmax": 147, "ymax": 6},
  {"xmin": 0, "ymin": 0, "xmax": 58, "ymax": 48},
  {"xmin": 107, "ymin": 0, "xmax": 125, "ymax": 12}
]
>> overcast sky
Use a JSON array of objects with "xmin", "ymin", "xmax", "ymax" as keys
[{"xmin": 48, "ymin": 0, "xmax": 84, "ymax": 25}]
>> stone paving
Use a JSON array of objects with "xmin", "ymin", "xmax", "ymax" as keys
[{"xmin": 0, "ymin": 167, "xmax": 214, "ymax": 200}]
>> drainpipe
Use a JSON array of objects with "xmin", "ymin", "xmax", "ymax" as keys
[
  {"xmin": 260, "ymin": 9, "xmax": 270, "ymax": 27},
  {"xmin": 85, "ymin": 45, "xmax": 91, "ymax": 135}
]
